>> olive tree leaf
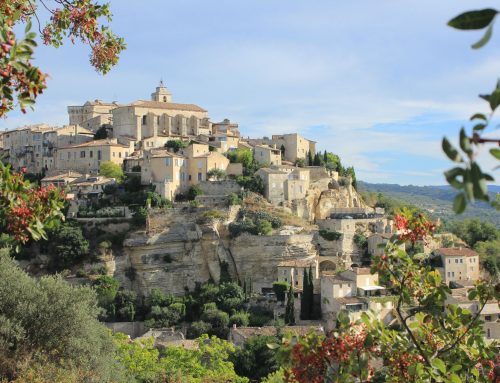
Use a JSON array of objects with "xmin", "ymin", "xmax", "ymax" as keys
[
  {"xmin": 444, "ymin": 167, "xmax": 464, "ymax": 189},
  {"xmin": 472, "ymin": 23, "xmax": 494, "ymax": 49},
  {"xmin": 453, "ymin": 193, "xmax": 467, "ymax": 214},
  {"xmin": 470, "ymin": 113, "xmax": 487, "ymax": 121},
  {"xmin": 459, "ymin": 128, "xmax": 473, "ymax": 156},
  {"xmin": 490, "ymin": 148, "xmax": 500, "ymax": 160},
  {"xmin": 442, "ymin": 137, "xmax": 463, "ymax": 163},
  {"xmin": 448, "ymin": 9, "xmax": 498, "ymax": 30}
]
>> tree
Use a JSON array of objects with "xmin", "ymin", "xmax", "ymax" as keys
[
  {"xmin": 207, "ymin": 168, "xmax": 227, "ymax": 181},
  {"xmin": 187, "ymin": 185, "xmax": 203, "ymax": 200},
  {"xmin": 0, "ymin": 250, "xmax": 124, "ymax": 381},
  {"xmin": 307, "ymin": 266, "xmax": 314, "ymax": 319},
  {"xmin": 46, "ymin": 222, "xmax": 89, "ymax": 270},
  {"xmin": 300, "ymin": 268, "xmax": 310, "ymax": 320},
  {"xmin": 165, "ymin": 139, "xmax": 188, "ymax": 153},
  {"xmin": 273, "ymin": 281, "xmax": 289, "ymax": 302},
  {"xmin": 447, "ymin": 218, "xmax": 498, "ymax": 247},
  {"xmin": 284, "ymin": 285, "xmax": 295, "ymax": 325},
  {"xmin": 94, "ymin": 125, "xmax": 110, "ymax": 140},
  {"xmin": 307, "ymin": 151, "xmax": 313, "ymax": 166},
  {"xmin": 93, "ymin": 275, "xmax": 120, "ymax": 308},
  {"xmin": 280, "ymin": 210, "xmax": 500, "ymax": 382},
  {"xmin": 227, "ymin": 148, "xmax": 253, "ymax": 169},
  {"xmin": 313, "ymin": 153, "xmax": 322, "ymax": 166},
  {"xmin": 0, "ymin": 162, "xmax": 65, "ymax": 249},
  {"xmin": 0, "ymin": 1, "xmax": 124, "ymax": 117},
  {"xmin": 232, "ymin": 335, "xmax": 280, "ymax": 381},
  {"xmin": 280, "ymin": 144, "xmax": 286, "ymax": 160},
  {"xmin": 229, "ymin": 311, "xmax": 250, "ymax": 327},
  {"xmin": 443, "ymin": 8, "xmax": 500, "ymax": 213},
  {"xmin": 99, "ymin": 161, "xmax": 124, "ymax": 182}
]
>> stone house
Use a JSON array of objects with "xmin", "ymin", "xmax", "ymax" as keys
[
  {"xmin": 2, "ymin": 124, "xmax": 93, "ymax": 173},
  {"xmin": 41, "ymin": 171, "xmax": 83, "ymax": 188},
  {"xmin": 70, "ymin": 175, "xmax": 116, "ymax": 200},
  {"xmin": 434, "ymin": 247, "xmax": 480, "ymax": 286},
  {"xmin": 320, "ymin": 268, "xmax": 392, "ymax": 330},
  {"xmin": 55, "ymin": 138, "xmax": 132, "ymax": 174},
  {"xmin": 211, "ymin": 118, "xmax": 240, "ymax": 137},
  {"xmin": 141, "ymin": 143, "xmax": 230, "ymax": 200},
  {"xmin": 67, "ymin": 100, "xmax": 118, "ymax": 132},
  {"xmin": 367, "ymin": 233, "xmax": 395, "ymax": 257},
  {"xmin": 255, "ymin": 167, "xmax": 310, "ymax": 205},
  {"xmin": 253, "ymin": 144, "xmax": 282, "ymax": 166},
  {"xmin": 249, "ymin": 133, "xmax": 316, "ymax": 163},
  {"xmin": 277, "ymin": 257, "xmax": 319, "ymax": 291},
  {"xmin": 204, "ymin": 133, "xmax": 240, "ymax": 153}
]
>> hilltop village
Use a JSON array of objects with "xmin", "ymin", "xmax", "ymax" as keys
[{"xmin": 1, "ymin": 83, "xmax": 497, "ymax": 344}]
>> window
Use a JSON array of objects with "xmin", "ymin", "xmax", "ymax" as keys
[
  {"xmin": 189, "ymin": 175, "xmax": 192, "ymax": 181},
  {"xmin": 142, "ymin": 115, "xmax": 147, "ymax": 125},
  {"xmin": 448, "ymin": 259, "xmax": 450, "ymax": 264},
  {"xmin": 295, "ymin": 281, "xmax": 298, "ymax": 286},
  {"xmin": 89, "ymin": 151, "xmax": 93, "ymax": 158},
  {"xmin": 67, "ymin": 152, "xmax": 71, "ymax": 159},
  {"xmin": 452, "ymin": 272, "xmax": 455, "ymax": 277},
  {"xmin": 181, "ymin": 172, "xmax": 185, "ymax": 181},
  {"xmin": 460, "ymin": 259, "xmax": 463, "ymax": 263},
  {"xmin": 165, "ymin": 158, "xmax": 171, "ymax": 166},
  {"xmin": 80, "ymin": 151, "xmax": 85, "ymax": 158},
  {"xmin": 157, "ymin": 116, "xmax": 160, "ymax": 125},
  {"xmin": 197, "ymin": 161, "xmax": 202, "ymax": 169},
  {"xmin": 97, "ymin": 150, "xmax": 102, "ymax": 160},
  {"xmin": 113, "ymin": 152, "xmax": 116, "ymax": 157},
  {"xmin": 455, "ymin": 259, "xmax": 458, "ymax": 264},
  {"xmin": 198, "ymin": 172, "xmax": 202, "ymax": 181},
  {"xmin": 485, "ymin": 315, "xmax": 492, "ymax": 321},
  {"xmin": 119, "ymin": 152, "xmax": 122, "ymax": 158}
]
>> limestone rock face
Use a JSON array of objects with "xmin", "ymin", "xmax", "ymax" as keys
[{"xmin": 122, "ymin": 209, "xmax": 319, "ymax": 297}]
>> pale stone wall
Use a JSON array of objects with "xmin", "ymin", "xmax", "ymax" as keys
[{"xmin": 197, "ymin": 180, "xmax": 242, "ymax": 195}]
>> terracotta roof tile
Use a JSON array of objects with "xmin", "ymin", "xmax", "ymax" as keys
[
  {"xmin": 130, "ymin": 100, "xmax": 207, "ymax": 112},
  {"xmin": 437, "ymin": 247, "xmax": 478, "ymax": 257}
]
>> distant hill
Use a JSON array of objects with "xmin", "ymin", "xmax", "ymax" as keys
[{"xmin": 358, "ymin": 182, "xmax": 500, "ymax": 227}]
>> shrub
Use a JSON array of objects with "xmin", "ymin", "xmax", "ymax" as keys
[
  {"xmin": 272, "ymin": 281, "xmax": 289, "ymax": 302},
  {"xmin": 235, "ymin": 175, "xmax": 264, "ymax": 195},
  {"xmin": 46, "ymin": 222, "xmax": 89, "ymax": 270},
  {"xmin": 93, "ymin": 276, "xmax": 120, "ymax": 308},
  {"xmin": 202, "ymin": 209, "xmax": 225, "ymax": 220},
  {"xmin": 202, "ymin": 302, "xmax": 218, "ymax": 313},
  {"xmin": 187, "ymin": 185, "xmax": 203, "ymax": 200},
  {"xmin": 228, "ymin": 192, "xmax": 242, "ymax": 206},
  {"xmin": 132, "ymin": 207, "xmax": 147, "ymax": 227},
  {"xmin": 164, "ymin": 139, "xmax": 188, "ymax": 153},
  {"xmin": 148, "ymin": 288, "xmax": 173, "ymax": 308},
  {"xmin": 201, "ymin": 309, "xmax": 230, "ymax": 329},
  {"xmin": 189, "ymin": 200, "xmax": 200, "ymax": 208},
  {"xmin": 319, "ymin": 229, "xmax": 342, "ymax": 241},
  {"xmin": 207, "ymin": 168, "xmax": 227, "ymax": 181},
  {"xmin": 169, "ymin": 303, "xmax": 186, "ymax": 319},
  {"xmin": 229, "ymin": 311, "xmax": 250, "ymax": 327},
  {"xmin": 257, "ymin": 220, "xmax": 273, "ymax": 235},
  {"xmin": 187, "ymin": 321, "xmax": 212, "ymax": 339},
  {"xmin": 99, "ymin": 161, "xmax": 124, "ymax": 182}
]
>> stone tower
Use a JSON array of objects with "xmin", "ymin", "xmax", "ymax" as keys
[{"xmin": 151, "ymin": 80, "xmax": 172, "ymax": 103}]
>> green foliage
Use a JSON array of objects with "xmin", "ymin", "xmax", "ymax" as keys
[
  {"xmin": 99, "ymin": 161, "xmax": 124, "ymax": 182},
  {"xmin": 229, "ymin": 208, "xmax": 282, "ymax": 237},
  {"xmin": 0, "ymin": 251, "xmax": 123, "ymax": 381},
  {"xmin": 93, "ymin": 275, "xmax": 120, "ymax": 308},
  {"xmin": 353, "ymin": 233, "xmax": 368, "ymax": 251},
  {"xmin": 235, "ymin": 175, "xmax": 265, "ymax": 195},
  {"xmin": 219, "ymin": 260, "xmax": 232, "ymax": 284},
  {"xmin": 272, "ymin": 281, "xmax": 289, "ymax": 302},
  {"xmin": 229, "ymin": 311, "xmax": 250, "ymax": 327},
  {"xmin": 284, "ymin": 285, "xmax": 295, "ymax": 325},
  {"xmin": 94, "ymin": 125, "xmax": 110, "ymax": 140},
  {"xmin": 207, "ymin": 168, "xmax": 227, "ymax": 181},
  {"xmin": 165, "ymin": 139, "xmax": 188, "ymax": 153},
  {"xmin": 262, "ymin": 368, "xmax": 286, "ymax": 383},
  {"xmin": 295, "ymin": 158, "xmax": 306, "ymax": 167},
  {"xmin": 446, "ymin": 218, "xmax": 498, "ymax": 247},
  {"xmin": 228, "ymin": 192, "xmax": 243, "ymax": 206},
  {"xmin": 187, "ymin": 320, "xmax": 212, "ymax": 339},
  {"xmin": 161, "ymin": 335, "xmax": 249, "ymax": 383},
  {"xmin": 319, "ymin": 229, "xmax": 342, "ymax": 241},
  {"xmin": 132, "ymin": 207, "xmax": 148, "ymax": 227},
  {"xmin": 187, "ymin": 185, "xmax": 203, "ymax": 200},
  {"xmin": 46, "ymin": 222, "xmax": 89, "ymax": 270},
  {"xmin": 201, "ymin": 309, "xmax": 230, "ymax": 338},
  {"xmin": 232, "ymin": 335, "xmax": 279, "ymax": 381},
  {"xmin": 227, "ymin": 148, "xmax": 253, "ymax": 169},
  {"xmin": 78, "ymin": 206, "xmax": 125, "ymax": 218}
]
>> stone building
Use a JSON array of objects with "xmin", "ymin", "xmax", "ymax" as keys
[
  {"xmin": 67, "ymin": 100, "xmax": 118, "ymax": 131},
  {"xmin": 277, "ymin": 257, "xmax": 319, "ymax": 291},
  {"xmin": 250, "ymin": 133, "xmax": 316, "ymax": 163},
  {"xmin": 320, "ymin": 268, "xmax": 392, "ymax": 331},
  {"xmin": 141, "ymin": 142, "xmax": 230, "ymax": 200},
  {"xmin": 55, "ymin": 138, "xmax": 131, "ymax": 174},
  {"xmin": 211, "ymin": 118, "xmax": 240, "ymax": 137},
  {"xmin": 435, "ymin": 247, "xmax": 481, "ymax": 286},
  {"xmin": 2, "ymin": 124, "xmax": 93, "ymax": 173},
  {"xmin": 111, "ymin": 83, "xmax": 210, "ymax": 143},
  {"xmin": 253, "ymin": 144, "xmax": 282, "ymax": 166},
  {"xmin": 41, "ymin": 171, "xmax": 83, "ymax": 188},
  {"xmin": 255, "ymin": 167, "xmax": 310, "ymax": 205}
]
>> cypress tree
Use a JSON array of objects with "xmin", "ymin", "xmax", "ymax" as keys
[
  {"xmin": 285, "ymin": 285, "xmax": 295, "ymax": 325},
  {"xmin": 280, "ymin": 144, "xmax": 286, "ymax": 160},
  {"xmin": 307, "ymin": 151, "xmax": 313, "ymax": 166},
  {"xmin": 313, "ymin": 153, "xmax": 321, "ymax": 166},
  {"xmin": 300, "ymin": 268, "xmax": 310, "ymax": 320},
  {"xmin": 308, "ymin": 266, "xmax": 315, "ymax": 319},
  {"xmin": 323, "ymin": 150, "xmax": 328, "ymax": 163}
]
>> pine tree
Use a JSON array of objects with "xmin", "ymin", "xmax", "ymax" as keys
[
  {"xmin": 308, "ymin": 266, "xmax": 315, "ymax": 319},
  {"xmin": 313, "ymin": 153, "xmax": 321, "ymax": 166},
  {"xmin": 300, "ymin": 268, "xmax": 310, "ymax": 320},
  {"xmin": 285, "ymin": 285, "xmax": 295, "ymax": 325}
]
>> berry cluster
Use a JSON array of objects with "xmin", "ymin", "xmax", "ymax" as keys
[{"xmin": 394, "ymin": 211, "xmax": 436, "ymax": 244}]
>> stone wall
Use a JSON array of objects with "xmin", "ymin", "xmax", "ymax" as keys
[
  {"xmin": 104, "ymin": 321, "xmax": 147, "ymax": 338},
  {"xmin": 198, "ymin": 180, "xmax": 242, "ymax": 196}
]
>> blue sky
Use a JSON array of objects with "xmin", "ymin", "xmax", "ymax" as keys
[{"xmin": 2, "ymin": 0, "xmax": 500, "ymax": 185}]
